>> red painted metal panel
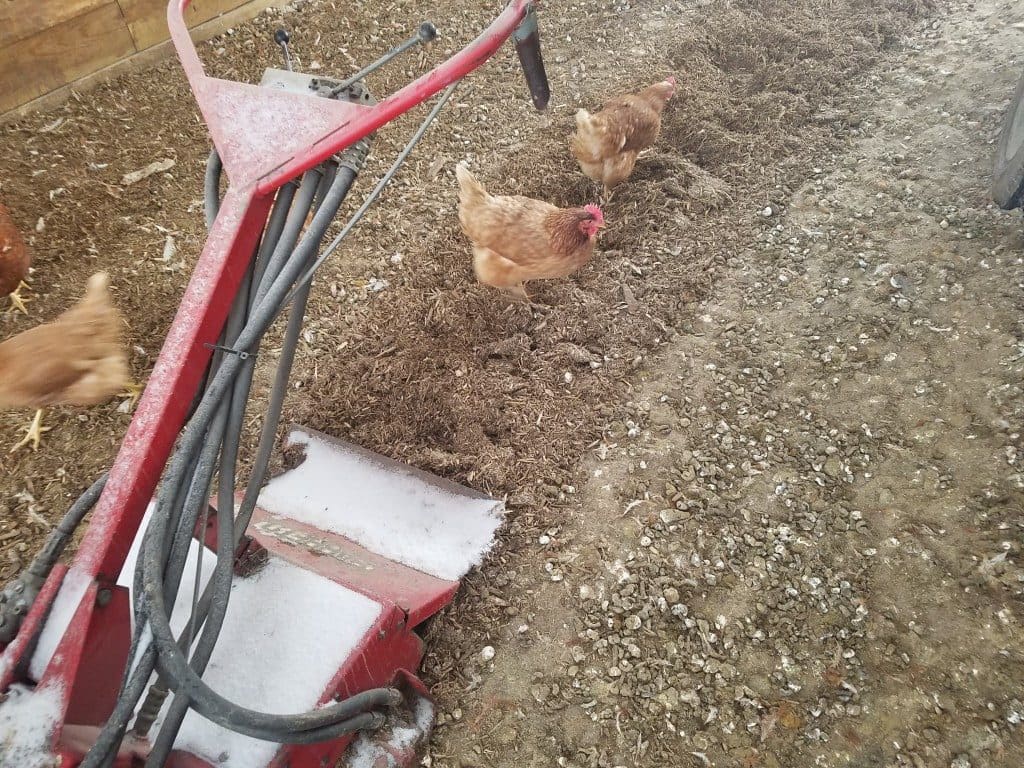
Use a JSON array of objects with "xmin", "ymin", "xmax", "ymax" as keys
[
  {"xmin": 166, "ymin": 0, "xmax": 536, "ymax": 192},
  {"xmin": 61, "ymin": 585, "xmax": 132, "ymax": 726},
  {"xmin": 79, "ymin": 187, "xmax": 273, "ymax": 585},
  {"xmin": 249, "ymin": 509, "xmax": 459, "ymax": 627}
]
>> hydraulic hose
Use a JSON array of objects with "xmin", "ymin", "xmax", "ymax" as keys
[
  {"xmin": 81, "ymin": 73, "xmax": 457, "ymax": 765},
  {"xmin": 143, "ymin": 165, "xmax": 359, "ymax": 766},
  {"xmin": 137, "ymin": 157, "xmax": 395, "ymax": 741},
  {"xmin": 82, "ymin": 159, "xmax": 379, "ymax": 768}
]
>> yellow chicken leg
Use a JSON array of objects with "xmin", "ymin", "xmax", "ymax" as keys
[
  {"xmin": 10, "ymin": 409, "xmax": 50, "ymax": 452},
  {"xmin": 504, "ymin": 283, "xmax": 531, "ymax": 302},
  {"xmin": 118, "ymin": 381, "xmax": 143, "ymax": 411},
  {"xmin": 501, "ymin": 284, "xmax": 548, "ymax": 312},
  {"xmin": 6, "ymin": 281, "xmax": 30, "ymax": 315}
]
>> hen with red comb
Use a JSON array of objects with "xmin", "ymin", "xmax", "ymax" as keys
[{"xmin": 455, "ymin": 164, "xmax": 606, "ymax": 302}]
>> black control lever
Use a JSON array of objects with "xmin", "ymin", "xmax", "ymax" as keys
[
  {"xmin": 329, "ymin": 21, "xmax": 438, "ymax": 97},
  {"xmin": 274, "ymin": 28, "xmax": 293, "ymax": 72},
  {"xmin": 513, "ymin": 3, "xmax": 550, "ymax": 111}
]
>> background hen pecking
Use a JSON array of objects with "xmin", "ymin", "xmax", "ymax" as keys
[
  {"xmin": 570, "ymin": 76, "xmax": 677, "ymax": 199},
  {"xmin": 455, "ymin": 164, "xmax": 605, "ymax": 302}
]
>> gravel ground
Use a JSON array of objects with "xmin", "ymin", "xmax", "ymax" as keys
[{"xmin": 425, "ymin": 2, "xmax": 1024, "ymax": 767}]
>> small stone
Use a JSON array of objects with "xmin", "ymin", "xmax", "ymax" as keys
[
  {"xmin": 480, "ymin": 646, "xmax": 496, "ymax": 662},
  {"xmin": 823, "ymin": 456, "xmax": 842, "ymax": 477}
]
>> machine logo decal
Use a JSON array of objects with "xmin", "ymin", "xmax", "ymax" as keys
[{"xmin": 254, "ymin": 520, "xmax": 375, "ymax": 571}]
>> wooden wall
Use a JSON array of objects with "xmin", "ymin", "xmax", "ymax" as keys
[{"xmin": 0, "ymin": 0, "xmax": 278, "ymax": 116}]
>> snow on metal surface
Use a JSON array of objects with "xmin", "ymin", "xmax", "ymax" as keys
[
  {"xmin": 0, "ymin": 682, "xmax": 63, "ymax": 768},
  {"xmin": 257, "ymin": 429, "xmax": 504, "ymax": 582},
  {"xmin": 116, "ymin": 502, "xmax": 217, "ymax": 639},
  {"xmin": 27, "ymin": 568, "xmax": 93, "ymax": 682},
  {"xmin": 346, "ymin": 696, "xmax": 434, "ymax": 768},
  {"xmin": 115, "ymin": 510, "xmax": 382, "ymax": 768},
  {"xmin": 148, "ymin": 558, "xmax": 382, "ymax": 768}
]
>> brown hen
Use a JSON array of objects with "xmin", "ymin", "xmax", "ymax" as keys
[
  {"xmin": 455, "ymin": 164, "xmax": 605, "ymax": 301},
  {"xmin": 570, "ymin": 77, "xmax": 677, "ymax": 197},
  {"xmin": 0, "ymin": 272, "xmax": 138, "ymax": 451},
  {"xmin": 0, "ymin": 200, "xmax": 31, "ymax": 314}
]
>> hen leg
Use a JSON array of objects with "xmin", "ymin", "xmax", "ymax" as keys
[
  {"xmin": 6, "ymin": 281, "xmax": 30, "ymax": 314},
  {"xmin": 504, "ymin": 283, "xmax": 530, "ymax": 302},
  {"xmin": 118, "ymin": 381, "xmax": 143, "ymax": 411},
  {"xmin": 11, "ymin": 409, "xmax": 50, "ymax": 452},
  {"xmin": 503, "ymin": 284, "xmax": 550, "ymax": 313}
]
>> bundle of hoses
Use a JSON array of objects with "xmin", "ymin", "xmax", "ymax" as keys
[
  {"xmin": 79, "ymin": 136, "xmax": 403, "ymax": 768},
  {"xmin": 21, "ymin": 80, "xmax": 460, "ymax": 768}
]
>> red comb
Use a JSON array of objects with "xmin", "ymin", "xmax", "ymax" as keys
[{"xmin": 583, "ymin": 203, "xmax": 605, "ymax": 225}]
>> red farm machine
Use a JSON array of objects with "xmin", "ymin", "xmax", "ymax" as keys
[{"xmin": 0, "ymin": 1, "xmax": 549, "ymax": 766}]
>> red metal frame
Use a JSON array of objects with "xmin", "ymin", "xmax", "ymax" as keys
[{"xmin": 0, "ymin": 1, "xmax": 537, "ymax": 764}]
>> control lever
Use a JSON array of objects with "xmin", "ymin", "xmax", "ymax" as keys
[
  {"xmin": 329, "ymin": 21, "xmax": 439, "ymax": 97},
  {"xmin": 274, "ymin": 28, "xmax": 293, "ymax": 71},
  {"xmin": 513, "ymin": 3, "xmax": 550, "ymax": 110}
]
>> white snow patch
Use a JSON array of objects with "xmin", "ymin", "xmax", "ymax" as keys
[
  {"xmin": 346, "ymin": 697, "xmax": 434, "ymax": 768},
  {"xmin": 257, "ymin": 429, "xmax": 504, "ymax": 581},
  {"xmin": 0, "ymin": 683, "xmax": 63, "ymax": 768},
  {"xmin": 147, "ymin": 559, "xmax": 381, "ymax": 768},
  {"xmin": 113, "ymin": 503, "xmax": 381, "ymax": 767},
  {"xmin": 116, "ymin": 502, "xmax": 217, "ymax": 639},
  {"xmin": 28, "ymin": 568, "xmax": 93, "ymax": 681}
]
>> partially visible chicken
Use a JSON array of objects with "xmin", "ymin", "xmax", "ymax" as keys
[
  {"xmin": 0, "ymin": 200, "xmax": 31, "ymax": 314},
  {"xmin": 0, "ymin": 272, "xmax": 138, "ymax": 452},
  {"xmin": 570, "ymin": 76, "xmax": 677, "ymax": 198},
  {"xmin": 455, "ymin": 164, "xmax": 605, "ymax": 301}
]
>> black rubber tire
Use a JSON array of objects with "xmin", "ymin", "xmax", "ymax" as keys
[{"xmin": 992, "ymin": 68, "xmax": 1024, "ymax": 210}]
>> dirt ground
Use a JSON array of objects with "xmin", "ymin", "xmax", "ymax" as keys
[{"xmin": 2, "ymin": 0, "xmax": 1023, "ymax": 766}]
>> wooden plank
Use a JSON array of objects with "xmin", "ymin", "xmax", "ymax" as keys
[
  {"xmin": 0, "ymin": 0, "xmax": 109, "ymax": 48},
  {"xmin": 0, "ymin": 0, "xmax": 284, "ymax": 123},
  {"xmin": 118, "ymin": 0, "xmax": 249, "ymax": 51},
  {"xmin": 0, "ymin": 2, "xmax": 136, "ymax": 115}
]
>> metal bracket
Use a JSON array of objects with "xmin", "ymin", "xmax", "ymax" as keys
[
  {"xmin": 0, "ymin": 574, "xmax": 43, "ymax": 645},
  {"xmin": 203, "ymin": 342, "xmax": 252, "ymax": 360}
]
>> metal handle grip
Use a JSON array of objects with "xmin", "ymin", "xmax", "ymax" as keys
[{"xmin": 513, "ymin": 4, "xmax": 551, "ymax": 111}]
